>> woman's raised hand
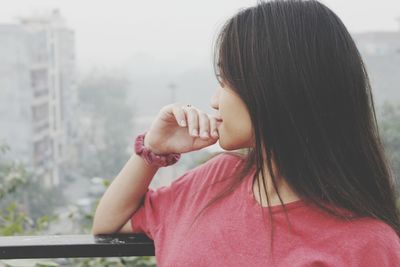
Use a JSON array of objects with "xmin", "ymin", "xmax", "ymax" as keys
[{"xmin": 143, "ymin": 103, "xmax": 220, "ymax": 154}]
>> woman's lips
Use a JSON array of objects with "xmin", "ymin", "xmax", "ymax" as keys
[{"xmin": 216, "ymin": 120, "xmax": 223, "ymax": 127}]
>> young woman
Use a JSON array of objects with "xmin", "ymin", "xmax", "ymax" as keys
[{"xmin": 92, "ymin": 0, "xmax": 400, "ymax": 266}]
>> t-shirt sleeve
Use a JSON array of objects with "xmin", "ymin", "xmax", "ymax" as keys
[
  {"xmin": 130, "ymin": 170, "xmax": 191, "ymax": 240},
  {"xmin": 129, "ymin": 152, "xmax": 243, "ymax": 240},
  {"xmin": 355, "ymin": 223, "xmax": 400, "ymax": 266}
]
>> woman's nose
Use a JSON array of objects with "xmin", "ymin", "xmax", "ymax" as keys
[{"xmin": 210, "ymin": 88, "xmax": 220, "ymax": 110}]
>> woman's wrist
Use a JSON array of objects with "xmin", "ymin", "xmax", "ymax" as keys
[
  {"xmin": 134, "ymin": 132, "xmax": 181, "ymax": 168},
  {"xmin": 143, "ymin": 132, "xmax": 163, "ymax": 155}
]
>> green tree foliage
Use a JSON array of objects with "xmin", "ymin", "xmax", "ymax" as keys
[
  {"xmin": 0, "ymin": 143, "xmax": 60, "ymax": 266},
  {"xmin": 66, "ymin": 256, "xmax": 156, "ymax": 267},
  {"xmin": 0, "ymin": 143, "xmax": 59, "ymax": 235}
]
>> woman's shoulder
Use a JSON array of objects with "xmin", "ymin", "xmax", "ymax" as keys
[
  {"xmin": 342, "ymin": 218, "xmax": 400, "ymax": 264},
  {"xmin": 302, "ymin": 202, "xmax": 400, "ymax": 248},
  {"xmin": 317, "ymin": 205, "xmax": 400, "ymax": 240},
  {"xmin": 303, "ymin": 209, "xmax": 400, "ymax": 263},
  {"xmin": 351, "ymin": 217, "xmax": 400, "ymax": 243},
  {"xmin": 325, "ymin": 215, "xmax": 400, "ymax": 253}
]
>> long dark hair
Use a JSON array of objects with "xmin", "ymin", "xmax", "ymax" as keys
[{"xmin": 185, "ymin": 0, "xmax": 400, "ymax": 251}]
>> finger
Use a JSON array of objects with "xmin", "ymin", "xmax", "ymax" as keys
[
  {"xmin": 193, "ymin": 132, "xmax": 219, "ymax": 150},
  {"xmin": 198, "ymin": 112, "xmax": 210, "ymax": 140},
  {"xmin": 173, "ymin": 105, "xmax": 187, "ymax": 127},
  {"xmin": 187, "ymin": 106, "xmax": 199, "ymax": 137},
  {"xmin": 209, "ymin": 116, "xmax": 219, "ymax": 139}
]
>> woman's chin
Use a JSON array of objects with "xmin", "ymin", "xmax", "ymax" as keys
[
  {"xmin": 218, "ymin": 135, "xmax": 250, "ymax": 151},
  {"xmin": 218, "ymin": 138, "xmax": 238, "ymax": 151}
]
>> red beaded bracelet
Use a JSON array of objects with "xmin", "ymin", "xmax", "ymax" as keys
[{"xmin": 134, "ymin": 132, "xmax": 181, "ymax": 167}]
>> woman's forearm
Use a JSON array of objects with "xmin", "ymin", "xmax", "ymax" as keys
[{"xmin": 91, "ymin": 152, "xmax": 159, "ymax": 235}]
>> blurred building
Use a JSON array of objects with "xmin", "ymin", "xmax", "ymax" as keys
[{"xmin": 0, "ymin": 9, "xmax": 77, "ymax": 188}]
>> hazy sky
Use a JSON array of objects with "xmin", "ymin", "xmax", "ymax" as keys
[{"xmin": 0, "ymin": 0, "xmax": 399, "ymax": 70}]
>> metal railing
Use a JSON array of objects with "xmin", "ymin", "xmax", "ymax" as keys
[{"xmin": 0, "ymin": 234, "xmax": 154, "ymax": 259}]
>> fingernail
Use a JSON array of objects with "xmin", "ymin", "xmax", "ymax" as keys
[
  {"xmin": 180, "ymin": 120, "xmax": 186, "ymax": 126},
  {"xmin": 212, "ymin": 131, "xmax": 219, "ymax": 137},
  {"xmin": 192, "ymin": 129, "xmax": 198, "ymax": 136},
  {"xmin": 201, "ymin": 131, "xmax": 209, "ymax": 138}
]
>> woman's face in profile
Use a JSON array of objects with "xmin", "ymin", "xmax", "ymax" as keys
[{"xmin": 210, "ymin": 81, "xmax": 254, "ymax": 150}]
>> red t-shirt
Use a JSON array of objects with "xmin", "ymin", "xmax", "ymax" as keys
[{"xmin": 130, "ymin": 152, "xmax": 400, "ymax": 266}]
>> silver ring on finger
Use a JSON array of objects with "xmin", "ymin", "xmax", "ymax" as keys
[{"xmin": 182, "ymin": 104, "xmax": 192, "ymax": 110}]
